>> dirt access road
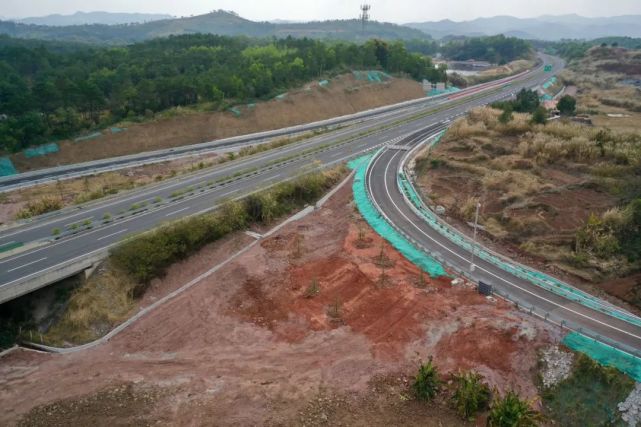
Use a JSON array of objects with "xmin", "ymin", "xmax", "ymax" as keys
[{"xmin": 0, "ymin": 183, "xmax": 555, "ymax": 425}]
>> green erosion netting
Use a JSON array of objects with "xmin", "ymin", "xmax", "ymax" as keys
[
  {"xmin": 400, "ymin": 135, "xmax": 641, "ymax": 328},
  {"xmin": 319, "ymin": 80, "xmax": 330, "ymax": 87},
  {"xmin": 0, "ymin": 157, "xmax": 18, "ymax": 176},
  {"xmin": 110, "ymin": 127, "xmax": 126, "ymax": 134},
  {"xmin": 274, "ymin": 93, "xmax": 288, "ymax": 100},
  {"xmin": 23, "ymin": 143, "xmax": 59, "ymax": 158},
  {"xmin": 0, "ymin": 241, "xmax": 22, "ymax": 253},
  {"xmin": 351, "ymin": 153, "xmax": 446, "ymax": 278},
  {"xmin": 563, "ymin": 331, "xmax": 641, "ymax": 381},
  {"xmin": 542, "ymin": 76, "xmax": 557, "ymax": 90},
  {"xmin": 74, "ymin": 132, "xmax": 102, "ymax": 142},
  {"xmin": 229, "ymin": 107, "xmax": 242, "ymax": 117},
  {"xmin": 427, "ymin": 86, "xmax": 460, "ymax": 97},
  {"xmin": 352, "ymin": 70, "xmax": 392, "ymax": 83},
  {"xmin": 347, "ymin": 154, "xmax": 372, "ymax": 171}
]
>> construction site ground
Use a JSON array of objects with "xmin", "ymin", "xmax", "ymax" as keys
[{"xmin": 0, "ymin": 181, "xmax": 556, "ymax": 425}]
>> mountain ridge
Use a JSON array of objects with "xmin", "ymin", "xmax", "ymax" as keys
[
  {"xmin": 0, "ymin": 10, "xmax": 428, "ymax": 44},
  {"xmin": 14, "ymin": 11, "xmax": 173, "ymax": 26},
  {"xmin": 405, "ymin": 14, "xmax": 641, "ymax": 40}
]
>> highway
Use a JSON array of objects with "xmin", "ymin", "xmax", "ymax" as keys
[
  {"xmin": 365, "ymin": 127, "xmax": 641, "ymax": 354},
  {"xmin": 0, "ymin": 53, "xmax": 563, "ymax": 304},
  {"xmin": 0, "ymin": 69, "xmax": 526, "ymax": 192}
]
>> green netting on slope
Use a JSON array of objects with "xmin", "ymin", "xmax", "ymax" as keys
[
  {"xmin": 399, "ymin": 168, "xmax": 641, "ymax": 328},
  {"xmin": 229, "ymin": 107, "xmax": 242, "ymax": 117},
  {"xmin": 542, "ymin": 76, "xmax": 557, "ymax": 89},
  {"xmin": 563, "ymin": 331, "xmax": 641, "ymax": 381},
  {"xmin": 347, "ymin": 154, "xmax": 372, "ymax": 171},
  {"xmin": 352, "ymin": 154, "xmax": 446, "ymax": 278},
  {"xmin": 352, "ymin": 70, "xmax": 392, "ymax": 83},
  {"xmin": 427, "ymin": 86, "xmax": 461, "ymax": 97},
  {"xmin": 319, "ymin": 80, "xmax": 330, "ymax": 87},
  {"xmin": 23, "ymin": 143, "xmax": 59, "ymax": 158},
  {"xmin": 0, "ymin": 157, "xmax": 18, "ymax": 176}
]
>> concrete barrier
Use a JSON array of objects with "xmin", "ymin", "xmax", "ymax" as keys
[{"xmin": 0, "ymin": 252, "xmax": 107, "ymax": 305}]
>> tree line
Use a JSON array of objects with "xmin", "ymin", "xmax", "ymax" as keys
[
  {"xmin": 440, "ymin": 34, "xmax": 532, "ymax": 65},
  {"xmin": 0, "ymin": 34, "xmax": 447, "ymax": 153}
]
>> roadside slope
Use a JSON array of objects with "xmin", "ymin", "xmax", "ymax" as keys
[{"xmin": 11, "ymin": 74, "xmax": 424, "ymax": 172}]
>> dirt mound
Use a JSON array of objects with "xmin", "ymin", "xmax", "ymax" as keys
[{"xmin": 0, "ymin": 183, "xmax": 551, "ymax": 425}]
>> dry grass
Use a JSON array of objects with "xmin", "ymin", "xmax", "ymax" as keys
[{"xmin": 41, "ymin": 266, "xmax": 136, "ymax": 345}]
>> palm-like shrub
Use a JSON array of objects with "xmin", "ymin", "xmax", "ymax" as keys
[
  {"xmin": 413, "ymin": 357, "xmax": 440, "ymax": 401},
  {"xmin": 487, "ymin": 390, "xmax": 542, "ymax": 427},
  {"xmin": 452, "ymin": 370, "xmax": 491, "ymax": 419}
]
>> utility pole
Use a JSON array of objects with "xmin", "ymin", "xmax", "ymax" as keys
[
  {"xmin": 470, "ymin": 201, "xmax": 481, "ymax": 273},
  {"xmin": 360, "ymin": 4, "xmax": 371, "ymax": 32}
]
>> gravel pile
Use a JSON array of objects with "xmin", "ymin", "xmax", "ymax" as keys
[
  {"xmin": 541, "ymin": 346, "xmax": 574, "ymax": 388},
  {"xmin": 619, "ymin": 383, "xmax": 641, "ymax": 427}
]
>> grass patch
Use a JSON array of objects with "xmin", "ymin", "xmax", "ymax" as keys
[
  {"xmin": 15, "ymin": 197, "xmax": 63, "ymax": 219},
  {"xmin": 542, "ymin": 353, "xmax": 634, "ymax": 426}
]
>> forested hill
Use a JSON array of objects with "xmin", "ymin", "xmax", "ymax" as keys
[
  {"xmin": 440, "ymin": 35, "xmax": 532, "ymax": 64},
  {"xmin": 0, "ymin": 10, "xmax": 428, "ymax": 45},
  {"xmin": 0, "ymin": 34, "xmax": 446, "ymax": 153}
]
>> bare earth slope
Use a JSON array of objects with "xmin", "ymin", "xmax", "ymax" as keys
[{"xmin": 0, "ymin": 183, "xmax": 553, "ymax": 425}]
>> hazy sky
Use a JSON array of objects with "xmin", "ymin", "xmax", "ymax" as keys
[{"xmin": 3, "ymin": 0, "xmax": 641, "ymax": 22}]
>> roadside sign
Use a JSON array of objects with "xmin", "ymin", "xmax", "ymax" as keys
[{"xmin": 478, "ymin": 281, "xmax": 493, "ymax": 296}]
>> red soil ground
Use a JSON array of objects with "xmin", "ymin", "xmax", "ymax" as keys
[{"xmin": 0, "ymin": 183, "xmax": 553, "ymax": 425}]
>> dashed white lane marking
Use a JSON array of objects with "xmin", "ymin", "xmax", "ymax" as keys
[
  {"xmin": 7, "ymin": 257, "xmax": 47, "ymax": 273},
  {"xmin": 165, "ymin": 207, "xmax": 190, "ymax": 217},
  {"xmin": 97, "ymin": 229, "xmax": 128, "ymax": 241}
]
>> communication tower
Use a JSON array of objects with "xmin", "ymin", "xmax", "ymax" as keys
[{"xmin": 360, "ymin": 4, "xmax": 371, "ymax": 32}]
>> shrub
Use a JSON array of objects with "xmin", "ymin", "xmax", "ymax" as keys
[
  {"xmin": 499, "ymin": 108, "xmax": 513, "ymax": 124},
  {"xmin": 451, "ymin": 370, "xmax": 491, "ymax": 420},
  {"xmin": 413, "ymin": 357, "xmax": 440, "ymax": 401},
  {"xmin": 16, "ymin": 197, "xmax": 63, "ymax": 219},
  {"xmin": 111, "ymin": 201, "xmax": 247, "ymax": 288},
  {"xmin": 487, "ymin": 390, "xmax": 542, "ymax": 427},
  {"xmin": 111, "ymin": 167, "xmax": 346, "ymax": 289},
  {"xmin": 531, "ymin": 107, "xmax": 547, "ymax": 125},
  {"xmin": 558, "ymin": 95, "xmax": 577, "ymax": 116}
]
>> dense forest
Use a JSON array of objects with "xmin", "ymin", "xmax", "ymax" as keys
[
  {"xmin": 0, "ymin": 34, "xmax": 447, "ymax": 152},
  {"xmin": 440, "ymin": 35, "xmax": 532, "ymax": 64}
]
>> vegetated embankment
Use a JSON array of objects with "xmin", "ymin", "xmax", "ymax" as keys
[
  {"xmin": 414, "ymin": 105, "xmax": 641, "ymax": 312},
  {"xmin": 10, "ymin": 74, "xmax": 424, "ymax": 172}
]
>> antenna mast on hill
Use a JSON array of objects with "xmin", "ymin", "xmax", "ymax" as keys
[{"xmin": 360, "ymin": 4, "xmax": 371, "ymax": 32}]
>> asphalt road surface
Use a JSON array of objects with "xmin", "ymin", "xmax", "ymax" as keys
[{"xmin": 0, "ymin": 54, "xmax": 564, "ymax": 304}]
